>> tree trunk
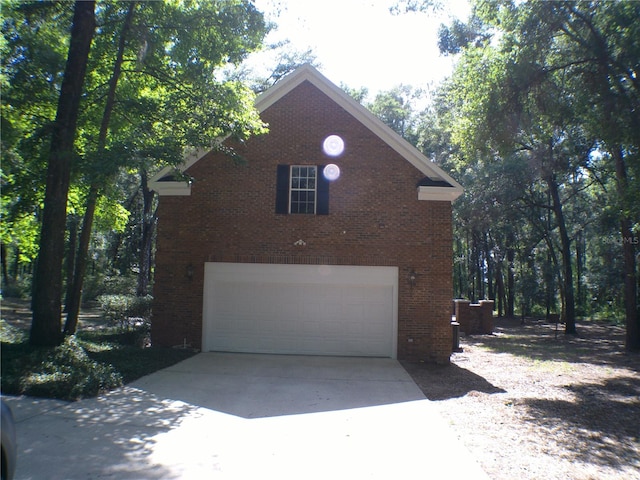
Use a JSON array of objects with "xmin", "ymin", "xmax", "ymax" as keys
[
  {"xmin": 30, "ymin": 1, "xmax": 95, "ymax": 346},
  {"xmin": 575, "ymin": 230, "xmax": 585, "ymax": 316},
  {"xmin": 495, "ymin": 260, "xmax": 505, "ymax": 317},
  {"xmin": 12, "ymin": 247, "xmax": 20, "ymax": 279},
  {"xmin": 64, "ymin": 2, "xmax": 136, "ymax": 335},
  {"xmin": 545, "ymin": 189, "xmax": 554, "ymax": 318},
  {"xmin": 136, "ymin": 169, "xmax": 156, "ymax": 297},
  {"xmin": 465, "ymin": 230, "xmax": 472, "ymax": 299},
  {"xmin": 611, "ymin": 146, "xmax": 639, "ymax": 351},
  {"xmin": 455, "ymin": 237, "xmax": 464, "ymax": 298},
  {"xmin": 486, "ymin": 233, "xmax": 494, "ymax": 302},
  {"xmin": 64, "ymin": 186, "xmax": 98, "ymax": 335},
  {"xmin": 473, "ymin": 231, "xmax": 482, "ymax": 301},
  {"xmin": 506, "ymin": 232, "xmax": 515, "ymax": 318},
  {"xmin": 63, "ymin": 215, "xmax": 79, "ymax": 311},
  {"xmin": 546, "ymin": 174, "xmax": 577, "ymax": 334},
  {"xmin": 620, "ymin": 216, "xmax": 639, "ymax": 351},
  {"xmin": 1, "ymin": 244, "xmax": 9, "ymax": 288},
  {"xmin": 544, "ymin": 251, "xmax": 553, "ymax": 318}
]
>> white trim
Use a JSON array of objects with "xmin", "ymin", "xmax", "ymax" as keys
[
  {"xmin": 289, "ymin": 165, "xmax": 318, "ymax": 214},
  {"xmin": 149, "ymin": 147, "xmax": 209, "ymax": 196},
  {"xmin": 256, "ymin": 64, "xmax": 464, "ymax": 197},
  {"xmin": 150, "ymin": 64, "xmax": 463, "ymax": 202},
  {"xmin": 418, "ymin": 186, "xmax": 464, "ymax": 202},
  {"xmin": 151, "ymin": 182, "xmax": 192, "ymax": 196}
]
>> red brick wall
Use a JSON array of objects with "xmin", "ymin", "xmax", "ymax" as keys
[{"xmin": 152, "ymin": 80, "xmax": 454, "ymax": 363}]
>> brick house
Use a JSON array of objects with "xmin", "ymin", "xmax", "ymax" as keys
[{"xmin": 150, "ymin": 64, "xmax": 463, "ymax": 363}]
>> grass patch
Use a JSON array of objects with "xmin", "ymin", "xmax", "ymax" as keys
[{"xmin": 1, "ymin": 319, "xmax": 196, "ymax": 401}]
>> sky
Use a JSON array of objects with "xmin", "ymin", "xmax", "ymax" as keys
[{"xmin": 245, "ymin": 0, "xmax": 471, "ymax": 99}]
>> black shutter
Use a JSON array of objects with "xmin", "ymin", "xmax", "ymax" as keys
[
  {"xmin": 316, "ymin": 165, "xmax": 329, "ymax": 215},
  {"xmin": 275, "ymin": 165, "xmax": 290, "ymax": 214}
]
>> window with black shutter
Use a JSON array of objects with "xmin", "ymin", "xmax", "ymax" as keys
[{"xmin": 275, "ymin": 165, "xmax": 329, "ymax": 215}]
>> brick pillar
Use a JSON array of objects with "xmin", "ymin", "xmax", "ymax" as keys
[
  {"xmin": 479, "ymin": 300, "xmax": 494, "ymax": 334},
  {"xmin": 454, "ymin": 299, "xmax": 472, "ymax": 334}
]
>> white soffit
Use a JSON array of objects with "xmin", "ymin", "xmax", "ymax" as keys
[
  {"xmin": 149, "ymin": 147, "xmax": 209, "ymax": 195},
  {"xmin": 418, "ymin": 186, "xmax": 463, "ymax": 202}
]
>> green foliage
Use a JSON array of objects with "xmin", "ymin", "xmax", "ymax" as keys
[
  {"xmin": 427, "ymin": 0, "xmax": 639, "ymax": 326},
  {"xmin": 22, "ymin": 337, "xmax": 122, "ymax": 399},
  {"xmin": 437, "ymin": 17, "xmax": 490, "ymax": 55},
  {"xmin": 1, "ymin": 317, "xmax": 196, "ymax": 401},
  {"xmin": 390, "ymin": 0, "xmax": 443, "ymax": 15},
  {"xmin": 239, "ymin": 48, "xmax": 320, "ymax": 93},
  {"xmin": 94, "ymin": 195, "xmax": 130, "ymax": 234},
  {"xmin": 0, "ymin": 211, "xmax": 40, "ymax": 264},
  {"xmin": 1, "ymin": 1, "xmax": 70, "ymax": 216},
  {"xmin": 97, "ymin": 294, "xmax": 152, "ymax": 330},
  {"xmin": 1, "ymin": 334, "xmax": 122, "ymax": 400},
  {"xmin": 2, "ymin": 0, "xmax": 271, "ymax": 305},
  {"xmin": 367, "ymin": 85, "xmax": 422, "ymax": 141},
  {"xmin": 341, "ymin": 84, "xmax": 369, "ymax": 104},
  {"xmin": 81, "ymin": 274, "xmax": 137, "ymax": 302},
  {"xmin": 0, "ymin": 318, "xmax": 26, "ymax": 344},
  {"xmin": 80, "ymin": 0, "xmax": 270, "ymax": 171},
  {"xmin": 0, "ymin": 274, "xmax": 32, "ymax": 299}
]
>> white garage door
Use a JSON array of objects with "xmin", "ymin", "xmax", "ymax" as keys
[{"xmin": 203, "ymin": 263, "xmax": 398, "ymax": 358}]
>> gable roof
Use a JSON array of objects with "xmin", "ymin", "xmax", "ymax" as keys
[{"xmin": 150, "ymin": 64, "xmax": 463, "ymax": 202}]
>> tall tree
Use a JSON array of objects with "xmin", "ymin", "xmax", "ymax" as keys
[
  {"xmin": 494, "ymin": 0, "xmax": 639, "ymax": 346},
  {"xmin": 556, "ymin": 0, "xmax": 640, "ymax": 350},
  {"xmin": 431, "ymin": 0, "xmax": 638, "ymax": 341},
  {"xmin": 63, "ymin": 1, "xmax": 136, "ymax": 335},
  {"xmin": 367, "ymin": 85, "xmax": 421, "ymax": 141},
  {"xmin": 63, "ymin": 0, "xmax": 269, "ymax": 333},
  {"xmin": 30, "ymin": 1, "xmax": 95, "ymax": 346},
  {"xmin": 2, "ymin": 2, "xmax": 74, "ymax": 289}
]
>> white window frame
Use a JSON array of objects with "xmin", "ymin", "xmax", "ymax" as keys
[{"xmin": 289, "ymin": 165, "xmax": 317, "ymax": 214}]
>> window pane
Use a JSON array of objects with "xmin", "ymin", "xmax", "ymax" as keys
[{"xmin": 289, "ymin": 165, "xmax": 317, "ymax": 214}]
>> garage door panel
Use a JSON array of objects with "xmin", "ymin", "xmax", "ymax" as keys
[{"xmin": 203, "ymin": 263, "xmax": 398, "ymax": 357}]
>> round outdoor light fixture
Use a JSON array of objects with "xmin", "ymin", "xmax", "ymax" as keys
[
  {"xmin": 323, "ymin": 164, "xmax": 341, "ymax": 181},
  {"xmin": 322, "ymin": 134, "xmax": 345, "ymax": 157}
]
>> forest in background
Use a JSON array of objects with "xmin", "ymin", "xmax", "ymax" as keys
[{"xmin": 1, "ymin": 1, "xmax": 638, "ymax": 350}]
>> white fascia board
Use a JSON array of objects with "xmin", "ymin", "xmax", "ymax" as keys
[
  {"xmin": 151, "ymin": 181, "xmax": 192, "ymax": 196},
  {"xmin": 151, "ymin": 65, "xmax": 465, "ymax": 200},
  {"xmin": 256, "ymin": 64, "xmax": 464, "ymax": 193},
  {"xmin": 149, "ymin": 147, "xmax": 210, "ymax": 196},
  {"xmin": 418, "ymin": 185, "xmax": 464, "ymax": 202}
]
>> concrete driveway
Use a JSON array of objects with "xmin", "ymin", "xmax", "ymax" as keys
[{"xmin": 5, "ymin": 353, "xmax": 489, "ymax": 479}]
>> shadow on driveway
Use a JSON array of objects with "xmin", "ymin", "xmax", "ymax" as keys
[
  {"xmin": 6, "ymin": 388, "xmax": 200, "ymax": 480},
  {"xmin": 6, "ymin": 353, "xmax": 490, "ymax": 480},
  {"xmin": 130, "ymin": 352, "xmax": 426, "ymax": 418}
]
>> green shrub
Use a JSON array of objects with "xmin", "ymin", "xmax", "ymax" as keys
[
  {"xmin": 97, "ymin": 294, "xmax": 153, "ymax": 330},
  {"xmin": 18, "ymin": 337, "xmax": 122, "ymax": 400},
  {"xmin": 0, "ymin": 319, "xmax": 27, "ymax": 343},
  {"xmin": 2, "ymin": 310, "xmax": 195, "ymax": 401},
  {"xmin": 82, "ymin": 274, "xmax": 138, "ymax": 302},
  {"xmin": 1, "ymin": 274, "xmax": 33, "ymax": 300}
]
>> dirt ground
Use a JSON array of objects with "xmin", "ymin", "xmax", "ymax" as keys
[{"xmin": 403, "ymin": 317, "xmax": 640, "ymax": 480}]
